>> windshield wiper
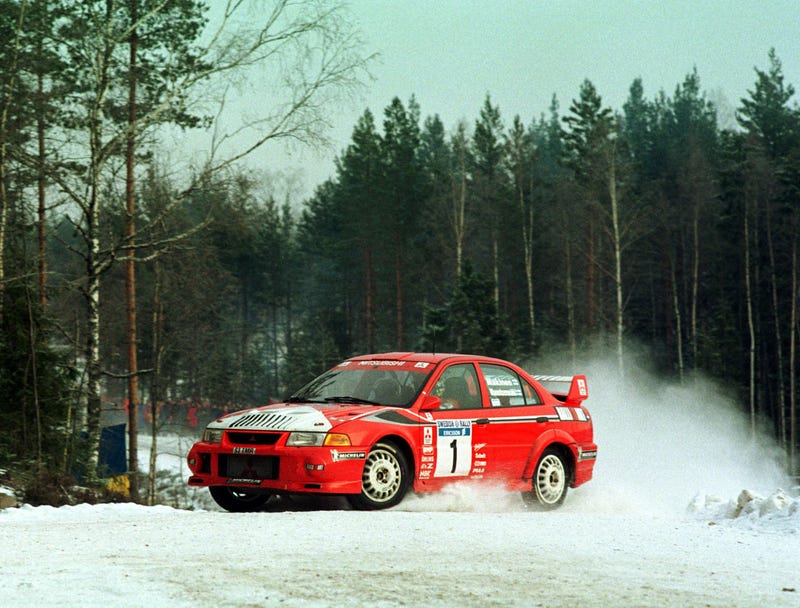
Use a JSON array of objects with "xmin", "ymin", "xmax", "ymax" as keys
[
  {"xmin": 324, "ymin": 395, "xmax": 380, "ymax": 405},
  {"xmin": 285, "ymin": 395, "xmax": 327, "ymax": 404}
]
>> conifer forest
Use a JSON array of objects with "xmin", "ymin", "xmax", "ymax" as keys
[{"xmin": 1, "ymin": 1, "xmax": 798, "ymax": 498}]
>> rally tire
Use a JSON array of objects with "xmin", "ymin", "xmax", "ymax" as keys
[
  {"xmin": 209, "ymin": 486, "xmax": 272, "ymax": 512},
  {"xmin": 522, "ymin": 447, "xmax": 569, "ymax": 510},
  {"xmin": 348, "ymin": 441, "xmax": 410, "ymax": 510}
]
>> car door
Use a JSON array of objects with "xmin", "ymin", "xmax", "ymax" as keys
[
  {"xmin": 474, "ymin": 363, "xmax": 549, "ymax": 479},
  {"xmin": 422, "ymin": 363, "xmax": 490, "ymax": 480}
]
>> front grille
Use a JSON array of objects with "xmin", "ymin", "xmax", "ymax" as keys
[
  {"xmin": 218, "ymin": 454, "xmax": 279, "ymax": 480},
  {"xmin": 226, "ymin": 431, "xmax": 282, "ymax": 445}
]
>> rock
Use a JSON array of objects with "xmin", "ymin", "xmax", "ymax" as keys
[{"xmin": 0, "ymin": 488, "xmax": 18, "ymax": 509}]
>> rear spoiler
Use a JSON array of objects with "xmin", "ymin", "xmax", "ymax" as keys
[{"xmin": 532, "ymin": 375, "xmax": 588, "ymax": 406}]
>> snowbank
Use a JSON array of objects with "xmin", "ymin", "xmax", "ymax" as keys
[{"xmin": 689, "ymin": 488, "xmax": 800, "ymax": 533}]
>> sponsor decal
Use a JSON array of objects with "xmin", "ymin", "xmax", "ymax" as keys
[
  {"xmin": 423, "ymin": 446, "xmax": 434, "ymax": 455},
  {"xmin": 488, "ymin": 388, "xmax": 523, "ymax": 397},
  {"xmin": 574, "ymin": 408, "xmax": 588, "ymax": 422},
  {"xmin": 577, "ymin": 377, "xmax": 587, "ymax": 397},
  {"xmin": 579, "ymin": 449, "xmax": 598, "ymax": 461},
  {"xmin": 435, "ymin": 420, "xmax": 472, "ymax": 477},
  {"xmin": 485, "ymin": 376, "xmax": 517, "ymax": 387},
  {"xmin": 338, "ymin": 361, "xmax": 351, "ymax": 366},
  {"xmin": 358, "ymin": 360, "xmax": 406, "ymax": 366},
  {"xmin": 233, "ymin": 447, "xmax": 256, "ymax": 455},
  {"xmin": 226, "ymin": 478, "xmax": 261, "ymax": 485},
  {"xmin": 414, "ymin": 362, "xmax": 430, "ymax": 368},
  {"xmin": 423, "ymin": 426, "xmax": 434, "ymax": 445},
  {"xmin": 437, "ymin": 419, "xmax": 471, "ymax": 436},
  {"xmin": 330, "ymin": 450, "xmax": 366, "ymax": 462}
]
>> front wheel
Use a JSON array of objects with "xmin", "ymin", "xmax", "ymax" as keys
[
  {"xmin": 522, "ymin": 448, "xmax": 569, "ymax": 510},
  {"xmin": 209, "ymin": 486, "xmax": 272, "ymax": 512},
  {"xmin": 347, "ymin": 441, "xmax": 410, "ymax": 510}
]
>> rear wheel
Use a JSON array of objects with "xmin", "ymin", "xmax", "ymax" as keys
[
  {"xmin": 522, "ymin": 448, "xmax": 569, "ymax": 510},
  {"xmin": 347, "ymin": 441, "xmax": 409, "ymax": 510},
  {"xmin": 209, "ymin": 486, "xmax": 272, "ymax": 512}
]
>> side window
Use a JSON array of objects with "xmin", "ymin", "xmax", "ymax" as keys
[
  {"xmin": 521, "ymin": 377, "xmax": 542, "ymax": 405},
  {"xmin": 480, "ymin": 364, "xmax": 541, "ymax": 406},
  {"xmin": 431, "ymin": 364, "xmax": 481, "ymax": 409}
]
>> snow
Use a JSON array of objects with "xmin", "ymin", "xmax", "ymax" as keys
[{"xmin": 2, "ymin": 356, "xmax": 800, "ymax": 607}]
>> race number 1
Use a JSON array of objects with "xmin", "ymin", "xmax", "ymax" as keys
[{"xmin": 434, "ymin": 420, "xmax": 472, "ymax": 477}]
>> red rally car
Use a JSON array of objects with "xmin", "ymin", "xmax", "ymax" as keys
[{"xmin": 187, "ymin": 352, "xmax": 597, "ymax": 511}]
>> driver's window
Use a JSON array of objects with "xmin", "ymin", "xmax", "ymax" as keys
[{"xmin": 431, "ymin": 364, "xmax": 481, "ymax": 410}]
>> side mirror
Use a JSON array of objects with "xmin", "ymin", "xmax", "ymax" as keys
[{"xmin": 419, "ymin": 394, "xmax": 441, "ymax": 412}]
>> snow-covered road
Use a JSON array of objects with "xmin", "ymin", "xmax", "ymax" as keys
[
  {"xmin": 2, "ymin": 487, "xmax": 798, "ymax": 608},
  {"xmin": 2, "ymin": 356, "xmax": 799, "ymax": 607}
]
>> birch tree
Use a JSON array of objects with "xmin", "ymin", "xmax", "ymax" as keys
[{"xmin": 35, "ymin": 0, "xmax": 370, "ymax": 474}]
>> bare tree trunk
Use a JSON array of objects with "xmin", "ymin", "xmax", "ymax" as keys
[
  {"xmin": 670, "ymin": 255, "xmax": 685, "ymax": 384},
  {"xmin": 587, "ymin": 212, "xmax": 596, "ymax": 332},
  {"xmin": 492, "ymin": 234, "xmax": 499, "ymax": 310},
  {"xmin": 395, "ymin": 241, "xmax": 403, "ymax": 349},
  {"xmin": 744, "ymin": 195, "xmax": 757, "ymax": 437},
  {"xmin": 0, "ymin": 117, "xmax": 8, "ymax": 322},
  {"xmin": 25, "ymin": 286, "xmax": 43, "ymax": 470},
  {"xmin": 765, "ymin": 194, "xmax": 787, "ymax": 452},
  {"xmin": 565, "ymin": 231, "xmax": 576, "ymax": 364},
  {"xmin": 0, "ymin": 2, "xmax": 26, "ymax": 320},
  {"xmin": 609, "ymin": 144, "xmax": 624, "ymax": 377},
  {"xmin": 365, "ymin": 245, "xmax": 374, "ymax": 352},
  {"xmin": 451, "ymin": 126, "xmax": 467, "ymax": 278},
  {"xmin": 84, "ymin": 0, "xmax": 116, "ymax": 473},
  {"xmin": 691, "ymin": 198, "xmax": 700, "ymax": 367},
  {"xmin": 147, "ymin": 257, "xmax": 164, "ymax": 505},
  {"xmin": 37, "ymin": 68, "xmax": 47, "ymax": 305},
  {"xmin": 125, "ymin": 0, "xmax": 140, "ymax": 499},
  {"xmin": 790, "ymin": 238, "xmax": 797, "ymax": 477},
  {"xmin": 519, "ymin": 175, "xmax": 535, "ymax": 351},
  {"xmin": 85, "ymin": 198, "xmax": 102, "ymax": 472}
]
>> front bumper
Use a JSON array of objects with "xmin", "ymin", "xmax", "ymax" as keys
[{"xmin": 187, "ymin": 438, "xmax": 367, "ymax": 495}]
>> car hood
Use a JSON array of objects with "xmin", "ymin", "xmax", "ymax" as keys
[{"xmin": 207, "ymin": 402, "xmax": 385, "ymax": 432}]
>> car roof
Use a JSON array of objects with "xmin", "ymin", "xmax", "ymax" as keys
[{"xmin": 346, "ymin": 352, "xmax": 508, "ymax": 365}]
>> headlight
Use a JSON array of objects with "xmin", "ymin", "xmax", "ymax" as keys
[
  {"xmin": 286, "ymin": 432, "xmax": 351, "ymax": 447},
  {"xmin": 203, "ymin": 428, "xmax": 223, "ymax": 444},
  {"xmin": 286, "ymin": 432, "xmax": 325, "ymax": 447}
]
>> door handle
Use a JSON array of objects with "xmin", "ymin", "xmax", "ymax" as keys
[
  {"xmin": 535, "ymin": 417, "xmax": 550, "ymax": 423},
  {"xmin": 475, "ymin": 418, "xmax": 489, "ymax": 425}
]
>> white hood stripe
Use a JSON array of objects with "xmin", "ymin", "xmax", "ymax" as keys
[{"xmin": 220, "ymin": 406, "xmax": 332, "ymax": 432}]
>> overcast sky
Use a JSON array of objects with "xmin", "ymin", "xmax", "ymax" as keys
[{"xmin": 238, "ymin": 0, "xmax": 800, "ymax": 199}]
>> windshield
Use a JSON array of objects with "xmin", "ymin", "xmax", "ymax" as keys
[{"xmin": 290, "ymin": 360, "xmax": 434, "ymax": 407}]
